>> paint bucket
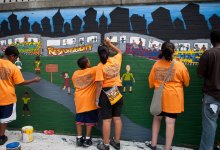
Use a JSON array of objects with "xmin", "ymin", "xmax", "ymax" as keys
[
  {"xmin": 21, "ymin": 126, "xmax": 34, "ymax": 143},
  {"xmin": 6, "ymin": 142, "xmax": 21, "ymax": 150}
]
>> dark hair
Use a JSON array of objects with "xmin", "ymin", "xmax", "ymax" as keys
[
  {"xmin": 24, "ymin": 91, "xmax": 29, "ymax": 95},
  {"xmin": 210, "ymin": 30, "xmax": 220, "ymax": 47},
  {"xmin": 35, "ymin": 56, "xmax": 40, "ymax": 61},
  {"xmin": 77, "ymin": 56, "xmax": 88, "ymax": 69},
  {"xmin": 5, "ymin": 46, "xmax": 19, "ymax": 57},
  {"xmin": 158, "ymin": 42, "xmax": 175, "ymax": 61},
  {"xmin": 98, "ymin": 44, "xmax": 110, "ymax": 64}
]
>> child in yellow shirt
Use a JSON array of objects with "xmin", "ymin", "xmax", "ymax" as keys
[{"xmin": 22, "ymin": 92, "xmax": 31, "ymax": 116}]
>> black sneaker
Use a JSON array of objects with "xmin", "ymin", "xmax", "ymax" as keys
[
  {"xmin": 0, "ymin": 135, "xmax": 8, "ymax": 145},
  {"xmin": 110, "ymin": 137, "xmax": 120, "ymax": 150},
  {"xmin": 76, "ymin": 136, "xmax": 84, "ymax": 147},
  {"xmin": 97, "ymin": 141, "xmax": 110, "ymax": 150},
  {"xmin": 145, "ymin": 141, "xmax": 156, "ymax": 150},
  {"xmin": 83, "ymin": 138, "xmax": 92, "ymax": 147}
]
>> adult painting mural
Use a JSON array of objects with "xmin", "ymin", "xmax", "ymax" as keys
[{"xmin": 0, "ymin": 2, "xmax": 220, "ymax": 146}]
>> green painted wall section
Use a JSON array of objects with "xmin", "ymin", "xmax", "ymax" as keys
[{"xmin": 11, "ymin": 53, "xmax": 219, "ymax": 145}]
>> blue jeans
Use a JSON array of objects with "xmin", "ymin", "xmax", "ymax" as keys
[{"xmin": 199, "ymin": 94, "xmax": 220, "ymax": 150}]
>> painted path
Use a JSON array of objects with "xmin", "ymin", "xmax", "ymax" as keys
[{"xmin": 22, "ymin": 72, "xmax": 164, "ymax": 143}]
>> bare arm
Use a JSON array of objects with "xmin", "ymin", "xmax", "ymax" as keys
[
  {"xmin": 95, "ymin": 81, "xmax": 103, "ymax": 107},
  {"xmin": 104, "ymin": 38, "xmax": 122, "ymax": 54},
  {"xmin": 18, "ymin": 77, "xmax": 40, "ymax": 85}
]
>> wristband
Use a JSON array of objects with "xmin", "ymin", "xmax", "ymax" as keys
[{"xmin": 96, "ymin": 99, "xmax": 99, "ymax": 103}]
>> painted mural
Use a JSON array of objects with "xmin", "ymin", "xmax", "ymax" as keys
[{"xmin": 0, "ymin": 2, "xmax": 220, "ymax": 147}]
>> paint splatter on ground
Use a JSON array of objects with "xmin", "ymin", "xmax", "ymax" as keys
[{"xmin": 0, "ymin": 130, "xmax": 194, "ymax": 150}]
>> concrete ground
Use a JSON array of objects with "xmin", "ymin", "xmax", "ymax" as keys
[{"xmin": 0, "ymin": 130, "xmax": 194, "ymax": 150}]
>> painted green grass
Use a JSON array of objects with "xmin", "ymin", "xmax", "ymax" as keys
[
  {"xmin": 9, "ymin": 86, "xmax": 101, "ymax": 136},
  {"xmin": 18, "ymin": 53, "xmax": 220, "ymax": 145}
]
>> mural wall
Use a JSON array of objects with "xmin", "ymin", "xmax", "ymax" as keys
[{"xmin": 0, "ymin": 2, "xmax": 220, "ymax": 146}]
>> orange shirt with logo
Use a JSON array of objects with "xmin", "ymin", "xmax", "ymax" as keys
[
  {"xmin": 148, "ymin": 60, "xmax": 190, "ymax": 113},
  {"xmin": 0, "ymin": 59, "xmax": 25, "ymax": 105},
  {"xmin": 95, "ymin": 53, "xmax": 122, "ymax": 87},
  {"xmin": 72, "ymin": 67, "xmax": 98, "ymax": 113}
]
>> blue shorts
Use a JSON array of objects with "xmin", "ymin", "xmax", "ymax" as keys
[
  {"xmin": 75, "ymin": 109, "xmax": 99, "ymax": 126},
  {"xmin": 0, "ymin": 103, "xmax": 16, "ymax": 123}
]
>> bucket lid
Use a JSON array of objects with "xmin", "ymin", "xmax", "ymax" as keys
[
  {"xmin": 6, "ymin": 142, "xmax": 20, "ymax": 148},
  {"xmin": 22, "ymin": 126, "xmax": 33, "ymax": 130}
]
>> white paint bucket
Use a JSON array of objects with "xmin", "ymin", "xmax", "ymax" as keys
[{"xmin": 21, "ymin": 126, "xmax": 34, "ymax": 143}]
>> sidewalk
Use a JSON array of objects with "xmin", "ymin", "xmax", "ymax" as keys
[{"xmin": 0, "ymin": 130, "xmax": 194, "ymax": 150}]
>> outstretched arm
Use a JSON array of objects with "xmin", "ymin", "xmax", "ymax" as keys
[
  {"xmin": 18, "ymin": 77, "xmax": 40, "ymax": 85},
  {"xmin": 104, "ymin": 38, "xmax": 122, "ymax": 54}
]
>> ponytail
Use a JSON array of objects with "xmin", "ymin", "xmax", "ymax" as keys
[
  {"xmin": 98, "ymin": 44, "xmax": 110, "ymax": 64},
  {"xmin": 158, "ymin": 41, "xmax": 175, "ymax": 61}
]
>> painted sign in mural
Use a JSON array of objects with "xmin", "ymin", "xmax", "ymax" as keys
[
  {"xmin": 47, "ymin": 44, "xmax": 93, "ymax": 56},
  {"xmin": 0, "ymin": 2, "xmax": 220, "ymax": 146}
]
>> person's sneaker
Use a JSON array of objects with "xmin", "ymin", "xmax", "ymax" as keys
[
  {"xmin": 110, "ymin": 137, "xmax": 120, "ymax": 150},
  {"xmin": 97, "ymin": 141, "xmax": 110, "ymax": 150},
  {"xmin": 0, "ymin": 135, "xmax": 8, "ymax": 145},
  {"xmin": 83, "ymin": 138, "xmax": 92, "ymax": 147},
  {"xmin": 76, "ymin": 136, "xmax": 84, "ymax": 147},
  {"xmin": 145, "ymin": 141, "xmax": 156, "ymax": 150}
]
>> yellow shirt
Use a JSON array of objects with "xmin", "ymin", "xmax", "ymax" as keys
[
  {"xmin": 22, "ymin": 97, "xmax": 30, "ymax": 104},
  {"xmin": 0, "ymin": 59, "xmax": 25, "ymax": 105},
  {"xmin": 96, "ymin": 53, "xmax": 122, "ymax": 87},
  {"xmin": 72, "ymin": 67, "xmax": 97, "ymax": 113},
  {"xmin": 122, "ymin": 73, "xmax": 134, "ymax": 81},
  {"xmin": 148, "ymin": 60, "xmax": 190, "ymax": 113}
]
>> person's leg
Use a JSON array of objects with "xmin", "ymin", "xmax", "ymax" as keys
[
  {"xmin": 68, "ymin": 87, "xmax": 71, "ymax": 94},
  {"xmin": 151, "ymin": 116, "xmax": 163, "ymax": 147},
  {"xmin": 0, "ymin": 123, "xmax": 7, "ymax": 136},
  {"xmin": 103, "ymin": 119, "xmax": 112, "ymax": 144},
  {"xmin": 123, "ymin": 86, "xmax": 126, "ymax": 93},
  {"xmin": 165, "ymin": 117, "xmax": 176, "ymax": 150},
  {"xmin": 76, "ymin": 124, "xmax": 83, "ymax": 136},
  {"xmin": 129, "ymin": 86, "xmax": 132, "ymax": 92},
  {"xmin": 199, "ymin": 94, "xmax": 220, "ymax": 150},
  {"xmin": 62, "ymin": 86, "xmax": 66, "ymax": 90},
  {"xmin": 86, "ymin": 125, "xmax": 92, "ymax": 137},
  {"xmin": 113, "ymin": 117, "xmax": 122, "ymax": 142}
]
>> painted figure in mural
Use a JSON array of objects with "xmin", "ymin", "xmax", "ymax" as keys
[
  {"xmin": 186, "ymin": 44, "xmax": 190, "ymax": 51},
  {"xmin": 16, "ymin": 39, "xmax": 20, "ymax": 44},
  {"xmin": 201, "ymin": 44, "xmax": 207, "ymax": 51},
  {"xmin": 34, "ymin": 56, "xmax": 41, "ymax": 74},
  {"xmin": 72, "ymin": 56, "xmax": 98, "ymax": 147},
  {"xmin": 22, "ymin": 91, "xmax": 31, "ymax": 116},
  {"xmin": 65, "ymin": 39, "xmax": 68, "ymax": 45},
  {"xmin": 61, "ymin": 72, "xmax": 71, "ymax": 95},
  {"xmin": 198, "ymin": 30, "xmax": 220, "ymax": 150},
  {"xmin": 194, "ymin": 44, "xmax": 200, "ymax": 51},
  {"xmin": 138, "ymin": 38, "xmax": 143, "ymax": 47},
  {"xmin": 15, "ymin": 57, "xmax": 22, "ymax": 70},
  {"xmin": 121, "ymin": 65, "xmax": 135, "ymax": 93},
  {"xmin": 96, "ymin": 38, "xmax": 123, "ymax": 150},
  {"xmin": 0, "ymin": 46, "xmax": 40, "ymax": 145},
  {"xmin": 147, "ymin": 42, "xmax": 190, "ymax": 150}
]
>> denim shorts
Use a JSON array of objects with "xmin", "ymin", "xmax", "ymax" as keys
[
  {"xmin": 0, "ymin": 103, "xmax": 16, "ymax": 123},
  {"xmin": 75, "ymin": 109, "xmax": 99, "ymax": 126}
]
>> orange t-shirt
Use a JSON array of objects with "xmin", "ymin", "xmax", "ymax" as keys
[
  {"xmin": 72, "ymin": 66, "xmax": 97, "ymax": 113},
  {"xmin": 0, "ymin": 59, "xmax": 25, "ymax": 106},
  {"xmin": 95, "ymin": 53, "xmax": 122, "ymax": 87},
  {"xmin": 148, "ymin": 60, "xmax": 190, "ymax": 113}
]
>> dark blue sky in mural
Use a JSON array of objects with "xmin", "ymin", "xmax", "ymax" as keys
[{"xmin": 0, "ymin": 2, "xmax": 220, "ymax": 40}]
